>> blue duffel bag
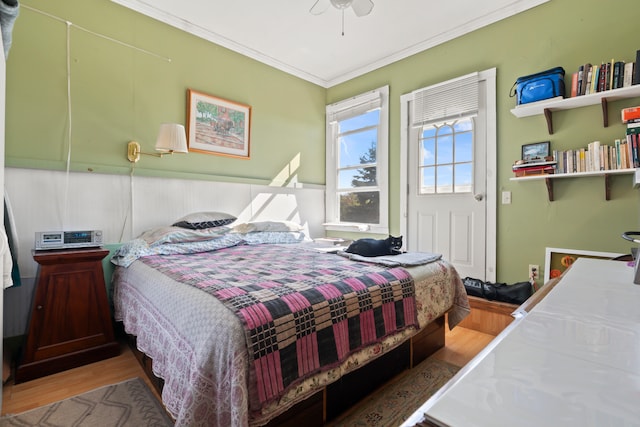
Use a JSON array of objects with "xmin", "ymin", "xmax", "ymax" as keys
[{"xmin": 510, "ymin": 67, "xmax": 565, "ymax": 105}]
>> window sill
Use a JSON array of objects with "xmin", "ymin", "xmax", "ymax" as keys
[{"xmin": 323, "ymin": 222, "xmax": 389, "ymax": 235}]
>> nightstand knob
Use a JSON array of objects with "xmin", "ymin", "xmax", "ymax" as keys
[{"xmin": 36, "ymin": 305, "xmax": 43, "ymax": 310}]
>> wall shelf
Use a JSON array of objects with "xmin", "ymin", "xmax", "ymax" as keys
[
  {"xmin": 510, "ymin": 168, "xmax": 637, "ymax": 201},
  {"xmin": 510, "ymin": 85, "xmax": 640, "ymax": 134}
]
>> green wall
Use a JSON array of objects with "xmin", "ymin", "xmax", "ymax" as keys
[
  {"xmin": 6, "ymin": 0, "xmax": 640, "ymax": 284},
  {"xmin": 327, "ymin": 0, "xmax": 640, "ymax": 283},
  {"xmin": 6, "ymin": 0, "xmax": 326, "ymax": 185}
]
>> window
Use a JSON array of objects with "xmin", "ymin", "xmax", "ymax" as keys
[
  {"xmin": 419, "ymin": 118, "xmax": 474, "ymax": 194},
  {"xmin": 411, "ymin": 72, "xmax": 479, "ymax": 196},
  {"xmin": 325, "ymin": 86, "xmax": 389, "ymax": 233}
]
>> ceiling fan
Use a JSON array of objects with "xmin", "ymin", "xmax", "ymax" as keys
[{"xmin": 310, "ymin": 0, "xmax": 375, "ymax": 18}]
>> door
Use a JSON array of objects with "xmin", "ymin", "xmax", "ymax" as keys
[
  {"xmin": 407, "ymin": 116, "xmax": 486, "ymax": 280},
  {"xmin": 403, "ymin": 71, "xmax": 496, "ymax": 281}
]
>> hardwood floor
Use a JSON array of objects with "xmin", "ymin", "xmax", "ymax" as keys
[
  {"xmin": 1, "ymin": 324, "xmax": 496, "ymax": 418},
  {"xmin": 432, "ymin": 322, "xmax": 495, "ymax": 367}
]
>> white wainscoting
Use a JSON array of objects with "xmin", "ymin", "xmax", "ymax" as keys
[{"xmin": 3, "ymin": 167, "xmax": 325, "ymax": 337}]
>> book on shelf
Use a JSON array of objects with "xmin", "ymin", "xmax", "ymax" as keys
[
  {"xmin": 609, "ymin": 59, "xmax": 615, "ymax": 90},
  {"xmin": 622, "ymin": 106, "xmax": 640, "ymax": 123},
  {"xmin": 581, "ymin": 63, "xmax": 591, "ymax": 95},
  {"xmin": 597, "ymin": 63, "xmax": 608, "ymax": 92},
  {"xmin": 512, "ymin": 160, "xmax": 557, "ymax": 170},
  {"xmin": 584, "ymin": 64, "xmax": 593, "ymax": 95},
  {"xmin": 612, "ymin": 61, "xmax": 621, "ymax": 89},
  {"xmin": 513, "ymin": 164, "xmax": 555, "ymax": 177},
  {"xmin": 576, "ymin": 64, "xmax": 584, "ymax": 95},
  {"xmin": 628, "ymin": 125, "xmax": 640, "ymax": 168},
  {"xmin": 624, "ymin": 62, "xmax": 635, "ymax": 87},
  {"xmin": 590, "ymin": 64, "xmax": 599, "ymax": 94},
  {"xmin": 571, "ymin": 72, "xmax": 578, "ymax": 97}
]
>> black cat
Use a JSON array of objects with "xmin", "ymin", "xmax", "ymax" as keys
[{"xmin": 345, "ymin": 235, "xmax": 403, "ymax": 257}]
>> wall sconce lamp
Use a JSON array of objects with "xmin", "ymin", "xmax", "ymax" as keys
[{"xmin": 127, "ymin": 123, "xmax": 189, "ymax": 163}]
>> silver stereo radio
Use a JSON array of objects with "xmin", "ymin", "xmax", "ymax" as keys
[{"xmin": 35, "ymin": 230, "xmax": 103, "ymax": 250}]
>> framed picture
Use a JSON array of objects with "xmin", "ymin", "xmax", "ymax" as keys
[
  {"xmin": 521, "ymin": 141, "xmax": 550, "ymax": 163},
  {"xmin": 187, "ymin": 89, "xmax": 251, "ymax": 159},
  {"xmin": 544, "ymin": 247, "xmax": 624, "ymax": 283}
]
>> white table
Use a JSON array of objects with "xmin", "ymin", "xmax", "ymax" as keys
[{"xmin": 402, "ymin": 258, "xmax": 640, "ymax": 427}]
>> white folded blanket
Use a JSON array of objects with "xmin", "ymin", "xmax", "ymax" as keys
[{"xmin": 338, "ymin": 251, "xmax": 442, "ymax": 266}]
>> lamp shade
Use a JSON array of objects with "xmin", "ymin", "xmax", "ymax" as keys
[{"xmin": 155, "ymin": 123, "xmax": 188, "ymax": 153}]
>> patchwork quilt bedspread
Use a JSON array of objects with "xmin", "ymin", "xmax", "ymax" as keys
[
  {"xmin": 141, "ymin": 244, "xmax": 418, "ymax": 407},
  {"xmin": 112, "ymin": 243, "xmax": 469, "ymax": 427}
]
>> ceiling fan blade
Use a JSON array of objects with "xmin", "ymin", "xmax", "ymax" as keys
[
  {"xmin": 310, "ymin": 0, "xmax": 330, "ymax": 15},
  {"xmin": 351, "ymin": 0, "xmax": 374, "ymax": 17}
]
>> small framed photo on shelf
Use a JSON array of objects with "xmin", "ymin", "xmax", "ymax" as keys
[{"xmin": 521, "ymin": 141, "xmax": 550, "ymax": 163}]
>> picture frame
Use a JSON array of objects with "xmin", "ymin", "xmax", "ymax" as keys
[
  {"xmin": 544, "ymin": 247, "xmax": 624, "ymax": 283},
  {"xmin": 521, "ymin": 141, "xmax": 550, "ymax": 163},
  {"xmin": 186, "ymin": 89, "xmax": 251, "ymax": 159}
]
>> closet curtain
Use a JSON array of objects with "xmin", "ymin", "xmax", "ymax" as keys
[{"xmin": 0, "ymin": 0, "xmax": 19, "ymax": 59}]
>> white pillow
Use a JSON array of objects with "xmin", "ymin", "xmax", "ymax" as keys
[
  {"xmin": 139, "ymin": 226, "xmax": 231, "ymax": 246},
  {"xmin": 233, "ymin": 220, "xmax": 303, "ymax": 234},
  {"xmin": 241, "ymin": 231, "xmax": 305, "ymax": 245}
]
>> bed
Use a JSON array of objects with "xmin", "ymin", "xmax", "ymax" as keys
[{"xmin": 110, "ymin": 215, "xmax": 470, "ymax": 427}]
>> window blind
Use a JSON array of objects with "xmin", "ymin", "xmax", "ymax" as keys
[
  {"xmin": 411, "ymin": 72, "xmax": 479, "ymax": 126},
  {"xmin": 327, "ymin": 89, "xmax": 381, "ymax": 124}
]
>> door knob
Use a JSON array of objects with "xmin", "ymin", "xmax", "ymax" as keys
[{"xmin": 474, "ymin": 193, "xmax": 484, "ymax": 201}]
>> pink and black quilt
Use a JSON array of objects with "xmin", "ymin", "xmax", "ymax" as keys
[{"xmin": 140, "ymin": 244, "xmax": 419, "ymax": 406}]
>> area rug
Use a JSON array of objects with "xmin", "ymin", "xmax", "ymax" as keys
[
  {"xmin": 0, "ymin": 377, "xmax": 174, "ymax": 427},
  {"xmin": 327, "ymin": 358, "xmax": 459, "ymax": 427}
]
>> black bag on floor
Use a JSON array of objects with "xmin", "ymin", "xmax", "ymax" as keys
[{"xmin": 462, "ymin": 277, "xmax": 532, "ymax": 305}]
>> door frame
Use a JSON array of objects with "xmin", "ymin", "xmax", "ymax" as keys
[{"xmin": 399, "ymin": 68, "xmax": 497, "ymax": 282}]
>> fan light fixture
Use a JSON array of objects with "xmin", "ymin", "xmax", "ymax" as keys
[
  {"xmin": 127, "ymin": 123, "xmax": 188, "ymax": 163},
  {"xmin": 310, "ymin": 0, "xmax": 374, "ymax": 35},
  {"xmin": 331, "ymin": 0, "xmax": 353, "ymax": 9}
]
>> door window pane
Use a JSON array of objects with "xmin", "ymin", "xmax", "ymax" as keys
[
  {"xmin": 436, "ymin": 133, "xmax": 453, "ymax": 164},
  {"xmin": 436, "ymin": 165, "xmax": 453, "ymax": 193},
  {"xmin": 421, "ymin": 139, "xmax": 435, "ymax": 166},
  {"xmin": 455, "ymin": 132, "xmax": 472, "ymax": 163},
  {"xmin": 420, "ymin": 166, "xmax": 435, "ymax": 194},
  {"xmin": 454, "ymin": 163, "xmax": 473, "ymax": 192}
]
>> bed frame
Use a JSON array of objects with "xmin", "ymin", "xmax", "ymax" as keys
[{"xmin": 123, "ymin": 314, "xmax": 445, "ymax": 426}]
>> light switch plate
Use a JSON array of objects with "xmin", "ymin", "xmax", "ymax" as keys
[{"xmin": 501, "ymin": 191, "xmax": 511, "ymax": 204}]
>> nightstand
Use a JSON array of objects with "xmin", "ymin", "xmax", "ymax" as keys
[{"xmin": 15, "ymin": 248, "xmax": 119, "ymax": 383}]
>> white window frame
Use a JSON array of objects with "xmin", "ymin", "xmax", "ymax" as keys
[{"xmin": 324, "ymin": 85, "xmax": 389, "ymax": 234}]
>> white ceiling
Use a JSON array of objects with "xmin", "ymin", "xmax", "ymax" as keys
[{"xmin": 111, "ymin": 0, "xmax": 548, "ymax": 88}]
